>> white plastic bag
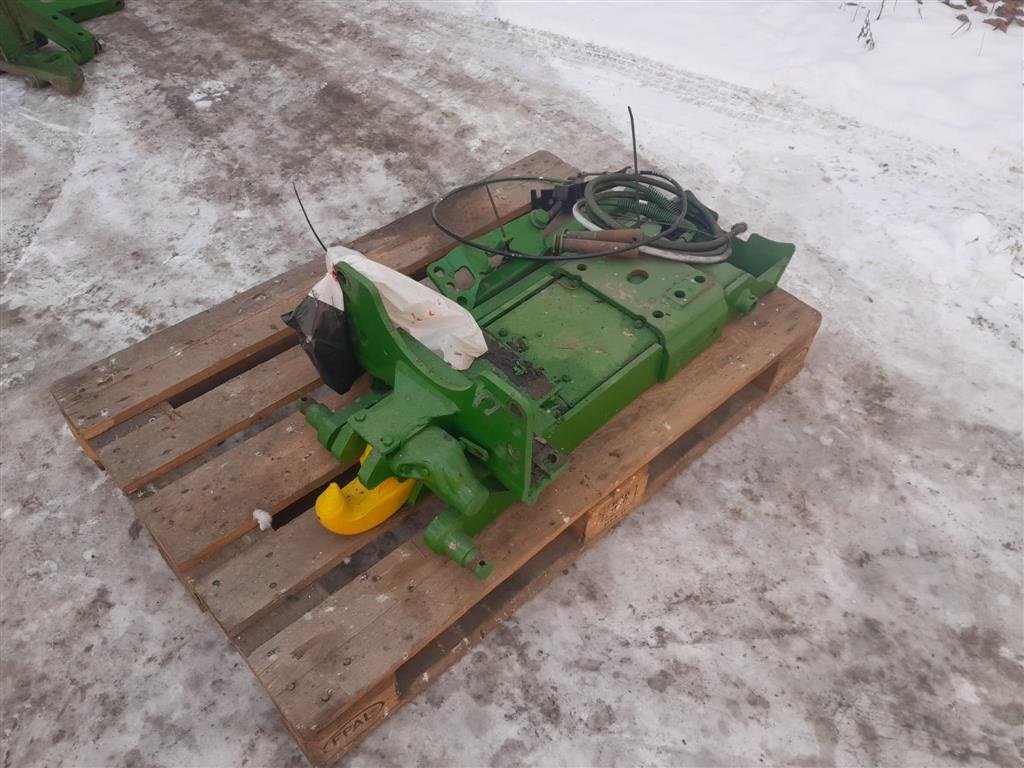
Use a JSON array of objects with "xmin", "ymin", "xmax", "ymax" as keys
[{"xmin": 315, "ymin": 245, "xmax": 487, "ymax": 370}]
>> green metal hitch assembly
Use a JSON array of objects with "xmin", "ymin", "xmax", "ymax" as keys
[
  {"xmin": 300, "ymin": 181, "xmax": 794, "ymax": 579},
  {"xmin": 0, "ymin": 0, "xmax": 124, "ymax": 94}
]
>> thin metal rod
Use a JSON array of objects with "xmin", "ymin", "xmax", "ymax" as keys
[
  {"xmin": 627, "ymin": 106, "xmax": 641, "ymax": 228},
  {"xmin": 292, "ymin": 182, "xmax": 327, "ymax": 252},
  {"xmin": 485, "ymin": 184, "xmax": 509, "ymax": 244}
]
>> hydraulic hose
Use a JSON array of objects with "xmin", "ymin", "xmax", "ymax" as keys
[
  {"xmin": 431, "ymin": 170, "xmax": 746, "ymax": 263},
  {"xmin": 574, "ymin": 171, "xmax": 746, "ymax": 262}
]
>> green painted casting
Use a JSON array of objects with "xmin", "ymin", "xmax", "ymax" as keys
[
  {"xmin": 307, "ymin": 210, "xmax": 793, "ymax": 577},
  {"xmin": 0, "ymin": 0, "xmax": 124, "ymax": 94}
]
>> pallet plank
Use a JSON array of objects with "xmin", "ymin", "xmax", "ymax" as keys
[
  {"xmin": 132, "ymin": 386, "xmax": 362, "ymax": 573},
  {"xmin": 97, "ymin": 345, "xmax": 321, "ymax": 492},
  {"xmin": 646, "ymin": 375, "xmax": 771, "ymax": 498},
  {"xmin": 53, "ymin": 283, "xmax": 317, "ymax": 441},
  {"xmin": 234, "ymin": 581, "xmax": 334, "ymax": 656},
  {"xmin": 304, "ymin": 527, "xmax": 590, "ymax": 762},
  {"xmin": 249, "ymin": 536, "xmax": 448, "ymax": 685},
  {"xmin": 195, "ymin": 504, "xmax": 418, "ymax": 637},
  {"xmin": 50, "ymin": 151, "xmax": 575, "ymax": 441}
]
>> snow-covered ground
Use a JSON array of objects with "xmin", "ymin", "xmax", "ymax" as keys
[
  {"xmin": 470, "ymin": 0, "xmax": 1023, "ymax": 164},
  {"xmin": 1, "ymin": 2, "xmax": 1022, "ymax": 766}
]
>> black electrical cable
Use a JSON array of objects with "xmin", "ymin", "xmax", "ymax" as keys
[
  {"xmin": 430, "ymin": 171, "xmax": 745, "ymax": 263},
  {"xmin": 292, "ymin": 182, "xmax": 327, "ymax": 252}
]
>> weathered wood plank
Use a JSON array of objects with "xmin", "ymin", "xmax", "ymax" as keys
[
  {"xmin": 98, "ymin": 345, "xmax": 321, "ymax": 492},
  {"xmin": 306, "ymin": 527, "xmax": 587, "ymax": 765},
  {"xmin": 232, "ymin": 581, "xmax": 334, "ymax": 657},
  {"xmin": 133, "ymin": 388, "xmax": 358, "ymax": 573},
  {"xmin": 195, "ymin": 503, "xmax": 418, "ymax": 637},
  {"xmin": 53, "ymin": 280, "xmax": 318, "ymax": 440}
]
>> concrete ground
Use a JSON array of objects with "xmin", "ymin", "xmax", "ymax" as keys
[{"xmin": 1, "ymin": 2, "xmax": 1021, "ymax": 767}]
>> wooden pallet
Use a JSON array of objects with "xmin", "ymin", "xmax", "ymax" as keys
[{"xmin": 51, "ymin": 151, "xmax": 821, "ymax": 766}]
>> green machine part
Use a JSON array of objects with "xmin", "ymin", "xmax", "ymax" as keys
[
  {"xmin": 0, "ymin": 0, "xmax": 124, "ymax": 94},
  {"xmin": 305, "ymin": 212, "xmax": 793, "ymax": 578}
]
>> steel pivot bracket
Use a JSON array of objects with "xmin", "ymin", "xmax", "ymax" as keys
[{"xmin": 0, "ymin": 0, "xmax": 124, "ymax": 94}]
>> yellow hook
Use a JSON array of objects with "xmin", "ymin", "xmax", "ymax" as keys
[{"xmin": 315, "ymin": 446, "xmax": 415, "ymax": 535}]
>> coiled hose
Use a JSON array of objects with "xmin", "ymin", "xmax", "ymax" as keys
[
  {"xmin": 430, "ymin": 170, "xmax": 746, "ymax": 263},
  {"xmin": 572, "ymin": 171, "xmax": 747, "ymax": 264}
]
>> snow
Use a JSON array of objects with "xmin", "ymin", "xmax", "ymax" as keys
[
  {"xmin": 464, "ymin": 0, "xmax": 1024, "ymax": 164},
  {"xmin": 252, "ymin": 509, "xmax": 272, "ymax": 531},
  {"xmin": 186, "ymin": 79, "xmax": 230, "ymax": 110}
]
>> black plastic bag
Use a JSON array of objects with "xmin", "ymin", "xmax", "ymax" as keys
[{"xmin": 282, "ymin": 295, "xmax": 363, "ymax": 395}]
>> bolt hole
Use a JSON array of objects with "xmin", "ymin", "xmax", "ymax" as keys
[
  {"xmin": 673, "ymin": 290, "xmax": 686, "ymax": 299},
  {"xmin": 456, "ymin": 296, "xmax": 467, "ymax": 305},
  {"xmin": 627, "ymin": 269, "xmax": 648, "ymax": 284},
  {"xmin": 478, "ymin": 560, "xmax": 487, "ymax": 567},
  {"xmin": 693, "ymin": 274, "xmax": 707, "ymax": 283},
  {"xmin": 453, "ymin": 266, "xmax": 474, "ymax": 290},
  {"xmin": 576, "ymin": 263, "xmax": 587, "ymax": 271},
  {"xmin": 432, "ymin": 266, "xmax": 445, "ymax": 274},
  {"xmin": 545, "ymin": 453, "xmax": 558, "ymax": 465},
  {"xmin": 653, "ymin": 310, "xmax": 665, "ymax": 318}
]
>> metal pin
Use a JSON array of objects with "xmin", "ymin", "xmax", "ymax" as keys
[
  {"xmin": 627, "ymin": 106, "xmax": 641, "ymax": 229},
  {"xmin": 292, "ymin": 182, "xmax": 327, "ymax": 252},
  {"xmin": 485, "ymin": 184, "xmax": 509, "ymax": 246}
]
